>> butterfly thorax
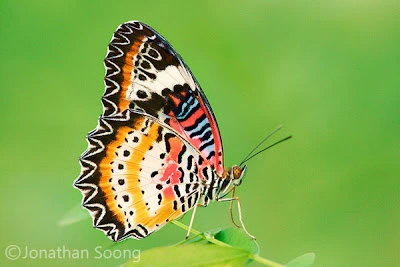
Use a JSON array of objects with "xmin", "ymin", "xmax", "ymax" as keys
[{"xmin": 199, "ymin": 165, "xmax": 246, "ymax": 207}]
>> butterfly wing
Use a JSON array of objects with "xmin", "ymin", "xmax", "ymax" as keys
[
  {"xmin": 75, "ymin": 111, "xmax": 211, "ymax": 241},
  {"xmin": 103, "ymin": 21, "xmax": 224, "ymax": 175},
  {"xmin": 74, "ymin": 21, "xmax": 223, "ymax": 241}
]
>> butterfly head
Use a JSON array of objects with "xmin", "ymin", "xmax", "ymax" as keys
[{"xmin": 231, "ymin": 165, "xmax": 247, "ymax": 186}]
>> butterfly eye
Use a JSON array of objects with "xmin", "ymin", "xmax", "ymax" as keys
[{"xmin": 232, "ymin": 165, "xmax": 246, "ymax": 180}]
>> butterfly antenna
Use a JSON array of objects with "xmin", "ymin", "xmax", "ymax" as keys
[
  {"xmin": 239, "ymin": 125, "xmax": 283, "ymax": 167},
  {"xmin": 240, "ymin": 135, "xmax": 292, "ymax": 166}
]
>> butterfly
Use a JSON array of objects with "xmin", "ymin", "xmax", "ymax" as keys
[{"xmin": 74, "ymin": 21, "xmax": 256, "ymax": 242}]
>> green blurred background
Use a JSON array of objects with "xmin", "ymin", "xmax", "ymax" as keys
[{"xmin": 1, "ymin": 0, "xmax": 399, "ymax": 266}]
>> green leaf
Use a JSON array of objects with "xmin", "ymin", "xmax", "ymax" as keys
[
  {"xmin": 126, "ymin": 243, "xmax": 250, "ymax": 267},
  {"xmin": 214, "ymin": 228, "xmax": 260, "ymax": 255},
  {"xmin": 58, "ymin": 204, "xmax": 90, "ymax": 227},
  {"xmin": 286, "ymin": 253, "xmax": 316, "ymax": 267}
]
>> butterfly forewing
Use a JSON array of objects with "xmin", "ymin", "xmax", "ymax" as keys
[{"xmin": 103, "ymin": 21, "xmax": 223, "ymax": 174}]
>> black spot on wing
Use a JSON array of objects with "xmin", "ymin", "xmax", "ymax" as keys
[
  {"xmin": 178, "ymin": 167, "xmax": 184, "ymax": 183},
  {"xmin": 202, "ymin": 168, "xmax": 209, "ymax": 179},
  {"xmin": 188, "ymin": 195, "xmax": 192, "ymax": 208},
  {"xmin": 206, "ymin": 150, "xmax": 216, "ymax": 160},
  {"xmin": 187, "ymin": 155, "xmax": 194, "ymax": 171},
  {"xmin": 164, "ymin": 133, "xmax": 175, "ymax": 153},
  {"xmin": 189, "ymin": 172, "xmax": 194, "ymax": 182},
  {"xmin": 177, "ymin": 145, "xmax": 187, "ymax": 164},
  {"xmin": 173, "ymin": 185, "xmax": 181, "ymax": 198}
]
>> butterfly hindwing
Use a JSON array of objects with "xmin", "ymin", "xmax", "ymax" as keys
[{"xmin": 75, "ymin": 111, "xmax": 210, "ymax": 241}]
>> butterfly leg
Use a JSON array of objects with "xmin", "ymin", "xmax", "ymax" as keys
[
  {"xmin": 217, "ymin": 196, "xmax": 256, "ymax": 240},
  {"xmin": 186, "ymin": 204, "xmax": 198, "ymax": 239},
  {"xmin": 229, "ymin": 187, "xmax": 241, "ymax": 228}
]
